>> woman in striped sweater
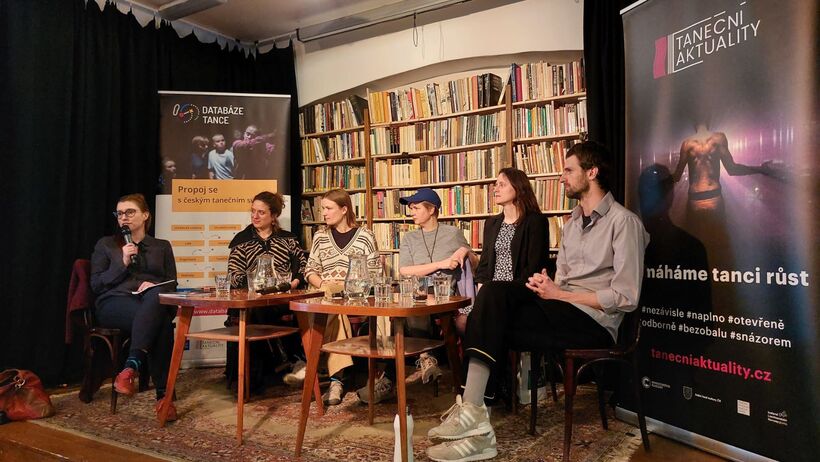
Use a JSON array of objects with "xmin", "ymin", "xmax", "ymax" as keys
[
  {"xmin": 304, "ymin": 188, "xmax": 381, "ymax": 405},
  {"xmin": 225, "ymin": 191, "xmax": 307, "ymax": 391}
]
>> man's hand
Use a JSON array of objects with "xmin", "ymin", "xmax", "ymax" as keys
[{"xmin": 525, "ymin": 269, "xmax": 561, "ymax": 300}]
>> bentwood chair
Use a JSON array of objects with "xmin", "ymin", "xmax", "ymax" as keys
[
  {"xmin": 512, "ymin": 309, "xmax": 650, "ymax": 461},
  {"xmin": 67, "ymin": 259, "xmax": 147, "ymax": 413}
]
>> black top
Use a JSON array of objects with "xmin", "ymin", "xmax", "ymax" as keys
[
  {"xmin": 330, "ymin": 227, "xmax": 356, "ymax": 250},
  {"xmin": 474, "ymin": 211, "xmax": 552, "ymax": 284},
  {"xmin": 90, "ymin": 234, "xmax": 177, "ymax": 305}
]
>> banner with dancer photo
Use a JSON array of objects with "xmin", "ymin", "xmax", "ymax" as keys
[
  {"xmin": 621, "ymin": 1, "xmax": 818, "ymax": 460},
  {"xmin": 156, "ymin": 91, "xmax": 292, "ymax": 367}
]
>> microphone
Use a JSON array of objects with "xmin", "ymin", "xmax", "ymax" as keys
[{"xmin": 121, "ymin": 225, "xmax": 137, "ymax": 265}]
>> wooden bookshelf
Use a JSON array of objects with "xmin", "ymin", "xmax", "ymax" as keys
[{"xmin": 299, "ymin": 60, "xmax": 586, "ymax": 265}]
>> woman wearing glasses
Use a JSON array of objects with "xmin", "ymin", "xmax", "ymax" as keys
[{"xmin": 90, "ymin": 193, "xmax": 178, "ymax": 421}]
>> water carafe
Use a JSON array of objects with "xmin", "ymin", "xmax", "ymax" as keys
[
  {"xmin": 344, "ymin": 254, "xmax": 372, "ymax": 301},
  {"xmin": 251, "ymin": 254, "xmax": 277, "ymax": 290}
]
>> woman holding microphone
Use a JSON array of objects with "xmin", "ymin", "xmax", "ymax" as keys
[{"xmin": 90, "ymin": 193, "xmax": 178, "ymax": 421}]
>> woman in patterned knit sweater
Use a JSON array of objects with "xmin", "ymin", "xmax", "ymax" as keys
[
  {"xmin": 304, "ymin": 188, "xmax": 381, "ymax": 405},
  {"xmin": 225, "ymin": 191, "xmax": 307, "ymax": 391}
]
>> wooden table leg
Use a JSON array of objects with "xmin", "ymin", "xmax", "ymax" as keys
[
  {"xmin": 295, "ymin": 312, "xmax": 327, "ymax": 457},
  {"xmin": 158, "ymin": 306, "xmax": 192, "ymax": 426},
  {"xmin": 368, "ymin": 315, "xmax": 376, "ymax": 425},
  {"xmin": 440, "ymin": 314, "xmax": 463, "ymax": 391},
  {"xmin": 296, "ymin": 312, "xmax": 324, "ymax": 416},
  {"xmin": 236, "ymin": 310, "xmax": 247, "ymax": 445},
  {"xmin": 394, "ymin": 318, "xmax": 408, "ymax": 462}
]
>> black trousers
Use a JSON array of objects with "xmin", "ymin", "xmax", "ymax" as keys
[
  {"xmin": 463, "ymin": 281, "xmax": 613, "ymax": 374},
  {"xmin": 95, "ymin": 286, "xmax": 175, "ymax": 399}
]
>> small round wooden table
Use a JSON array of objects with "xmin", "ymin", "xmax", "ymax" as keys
[
  {"xmin": 157, "ymin": 289, "xmax": 322, "ymax": 444},
  {"xmin": 290, "ymin": 294, "xmax": 470, "ymax": 462}
]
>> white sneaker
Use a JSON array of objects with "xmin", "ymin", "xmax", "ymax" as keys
[
  {"xmin": 406, "ymin": 352, "xmax": 443, "ymax": 384},
  {"xmin": 427, "ymin": 430, "xmax": 497, "ymax": 461},
  {"xmin": 283, "ymin": 360, "xmax": 306, "ymax": 387},
  {"xmin": 428, "ymin": 395, "xmax": 492, "ymax": 440},
  {"xmin": 322, "ymin": 380, "xmax": 344, "ymax": 406},
  {"xmin": 357, "ymin": 374, "xmax": 396, "ymax": 404}
]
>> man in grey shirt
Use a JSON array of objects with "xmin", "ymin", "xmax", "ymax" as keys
[{"xmin": 426, "ymin": 141, "xmax": 649, "ymax": 462}]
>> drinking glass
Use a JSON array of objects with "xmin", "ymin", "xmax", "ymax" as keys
[
  {"xmin": 414, "ymin": 276, "xmax": 430, "ymax": 302},
  {"xmin": 214, "ymin": 274, "xmax": 230, "ymax": 297},
  {"xmin": 399, "ymin": 276, "xmax": 416, "ymax": 301},
  {"xmin": 374, "ymin": 276, "xmax": 393, "ymax": 303},
  {"xmin": 433, "ymin": 273, "xmax": 452, "ymax": 301},
  {"xmin": 278, "ymin": 269, "xmax": 292, "ymax": 289}
]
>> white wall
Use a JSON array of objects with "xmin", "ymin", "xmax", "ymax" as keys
[{"xmin": 294, "ymin": 0, "xmax": 584, "ymax": 105}]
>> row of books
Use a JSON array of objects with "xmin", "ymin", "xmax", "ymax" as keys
[
  {"xmin": 370, "ymin": 113, "xmax": 506, "ymax": 155},
  {"xmin": 512, "ymin": 100, "xmax": 587, "ymax": 139},
  {"xmin": 512, "ymin": 140, "xmax": 577, "ymax": 174},
  {"xmin": 532, "ymin": 178, "xmax": 578, "ymax": 211},
  {"xmin": 368, "ymin": 73, "xmax": 503, "ymax": 125},
  {"xmin": 301, "ymin": 131, "xmax": 366, "ymax": 164},
  {"xmin": 372, "ymin": 148, "xmax": 504, "ymax": 187},
  {"xmin": 299, "ymin": 95, "xmax": 368, "ymax": 135},
  {"xmin": 373, "ymin": 186, "xmax": 497, "ymax": 219},
  {"xmin": 300, "ymin": 193, "xmax": 367, "ymax": 223},
  {"xmin": 302, "ymin": 165, "xmax": 367, "ymax": 192},
  {"xmin": 509, "ymin": 60, "xmax": 585, "ymax": 102}
]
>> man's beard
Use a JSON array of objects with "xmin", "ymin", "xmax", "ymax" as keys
[{"xmin": 566, "ymin": 180, "xmax": 589, "ymax": 200}]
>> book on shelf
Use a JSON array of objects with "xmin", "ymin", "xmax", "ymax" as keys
[
  {"xmin": 508, "ymin": 59, "xmax": 585, "ymax": 103},
  {"xmin": 301, "ymin": 131, "xmax": 366, "ymax": 163},
  {"xmin": 369, "ymin": 113, "xmax": 506, "ymax": 155},
  {"xmin": 299, "ymin": 95, "xmax": 367, "ymax": 135},
  {"xmin": 373, "ymin": 147, "xmax": 503, "ymax": 187},
  {"xmin": 302, "ymin": 165, "xmax": 367, "ymax": 191},
  {"xmin": 531, "ymin": 177, "xmax": 578, "ymax": 211},
  {"xmin": 547, "ymin": 215, "xmax": 567, "ymax": 249},
  {"xmin": 368, "ymin": 72, "xmax": 504, "ymax": 124},
  {"xmin": 512, "ymin": 100, "xmax": 587, "ymax": 139},
  {"xmin": 300, "ymin": 199, "xmax": 314, "ymax": 222},
  {"xmin": 513, "ymin": 140, "xmax": 578, "ymax": 174}
]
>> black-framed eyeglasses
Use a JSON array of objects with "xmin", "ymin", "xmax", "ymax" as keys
[{"xmin": 113, "ymin": 209, "xmax": 138, "ymax": 219}]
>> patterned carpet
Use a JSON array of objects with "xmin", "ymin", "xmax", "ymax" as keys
[{"xmin": 36, "ymin": 367, "xmax": 642, "ymax": 461}]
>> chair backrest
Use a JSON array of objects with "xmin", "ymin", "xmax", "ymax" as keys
[
  {"xmin": 617, "ymin": 309, "xmax": 642, "ymax": 355},
  {"xmin": 65, "ymin": 258, "xmax": 95, "ymax": 343}
]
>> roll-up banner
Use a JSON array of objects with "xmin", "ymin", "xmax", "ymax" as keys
[
  {"xmin": 621, "ymin": 1, "xmax": 818, "ymax": 460},
  {"xmin": 156, "ymin": 91, "xmax": 292, "ymax": 368}
]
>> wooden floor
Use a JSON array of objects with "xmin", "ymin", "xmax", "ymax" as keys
[{"xmin": 0, "ymin": 419, "xmax": 725, "ymax": 462}]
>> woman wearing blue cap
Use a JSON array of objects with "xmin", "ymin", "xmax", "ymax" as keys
[{"xmin": 356, "ymin": 187, "xmax": 479, "ymax": 404}]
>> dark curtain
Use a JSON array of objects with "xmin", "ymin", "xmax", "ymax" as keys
[
  {"xmin": 0, "ymin": 1, "xmax": 300, "ymax": 384},
  {"xmin": 583, "ymin": 0, "xmax": 632, "ymax": 202}
]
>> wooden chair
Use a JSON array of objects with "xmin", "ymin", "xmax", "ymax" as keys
[
  {"xmin": 68, "ymin": 259, "xmax": 148, "ymax": 413},
  {"xmin": 513, "ymin": 310, "xmax": 650, "ymax": 461}
]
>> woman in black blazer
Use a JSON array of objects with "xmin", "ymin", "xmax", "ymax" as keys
[{"xmin": 473, "ymin": 167, "xmax": 552, "ymax": 287}]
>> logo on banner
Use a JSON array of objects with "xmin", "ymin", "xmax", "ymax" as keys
[
  {"xmin": 737, "ymin": 400, "xmax": 750, "ymax": 416},
  {"xmin": 682, "ymin": 386, "xmax": 693, "ymax": 400},
  {"xmin": 641, "ymin": 376, "xmax": 671, "ymax": 390},
  {"xmin": 173, "ymin": 103, "xmax": 200, "ymax": 123},
  {"xmin": 766, "ymin": 410, "xmax": 788, "ymax": 426},
  {"xmin": 653, "ymin": 2, "xmax": 761, "ymax": 78}
]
